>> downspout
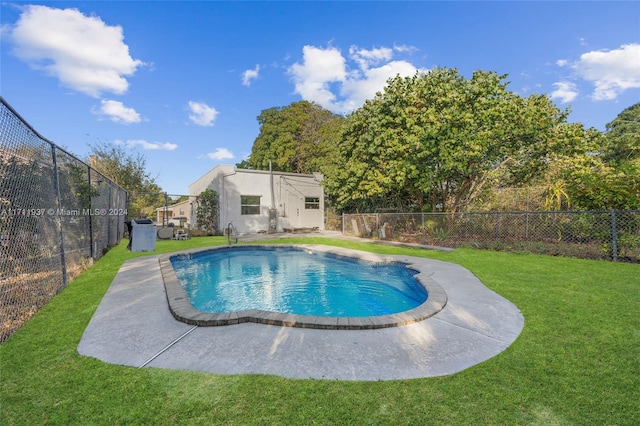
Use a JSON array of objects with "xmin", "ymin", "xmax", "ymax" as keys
[
  {"xmin": 269, "ymin": 160, "xmax": 277, "ymax": 233},
  {"xmin": 269, "ymin": 160, "xmax": 276, "ymax": 209},
  {"xmin": 221, "ymin": 168, "xmax": 237, "ymax": 235}
]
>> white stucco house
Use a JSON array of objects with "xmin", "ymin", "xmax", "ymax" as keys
[
  {"xmin": 155, "ymin": 199, "xmax": 191, "ymax": 227},
  {"xmin": 189, "ymin": 164, "xmax": 324, "ymax": 234}
]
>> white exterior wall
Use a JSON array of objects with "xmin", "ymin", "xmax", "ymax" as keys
[
  {"xmin": 274, "ymin": 174, "xmax": 324, "ymax": 231},
  {"xmin": 189, "ymin": 165, "xmax": 324, "ymax": 234}
]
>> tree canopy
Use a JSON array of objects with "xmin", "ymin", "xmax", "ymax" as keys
[
  {"xmin": 550, "ymin": 102, "xmax": 640, "ymax": 210},
  {"xmin": 603, "ymin": 102, "xmax": 640, "ymax": 164},
  {"xmin": 242, "ymin": 74, "xmax": 638, "ymax": 213},
  {"xmin": 242, "ymin": 101, "xmax": 344, "ymax": 174},
  {"xmin": 88, "ymin": 141, "xmax": 163, "ymax": 218},
  {"xmin": 324, "ymin": 68, "xmax": 570, "ymax": 213}
]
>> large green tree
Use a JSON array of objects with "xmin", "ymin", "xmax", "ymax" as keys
[
  {"xmin": 243, "ymin": 101, "xmax": 344, "ymax": 174},
  {"xmin": 552, "ymin": 102, "xmax": 640, "ymax": 210},
  {"xmin": 325, "ymin": 68, "xmax": 568, "ymax": 213},
  {"xmin": 477, "ymin": 103, "xmax": 640, "ymax": 212},
  {"xmin": 88, "ymin": 141, "xmax": 163, "ymax": 218},
  {"xmin": 603, "ymin": 102, "xmax": 640, "ymax": 164}
]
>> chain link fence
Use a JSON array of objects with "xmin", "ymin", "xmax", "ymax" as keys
[
  {"xmin": 343, "ymin": 210, "xmax": 640, "ymax": 263},
  {"xmin": 1, "ymin": 97, "xmax": 127, "ymax": 342}
]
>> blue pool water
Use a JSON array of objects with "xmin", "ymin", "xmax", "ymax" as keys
[{"xmin": 169, "ymin": 247, "xmax": 428, "ymax": 317}]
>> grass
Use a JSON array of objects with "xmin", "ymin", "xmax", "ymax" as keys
[{"xmin": 1, "ymin": 236, "xmax": 639, "ymax": 425}]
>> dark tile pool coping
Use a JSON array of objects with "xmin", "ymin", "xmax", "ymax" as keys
[{"xmin": 159, "ymin": 244, "xmax": 448, "ymax": 330}]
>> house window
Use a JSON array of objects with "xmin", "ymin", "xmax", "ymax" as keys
[
  {"xmin": 241, "ymin": 195, "xmax": 261, "ymax": 215},
  {"xmin": 305, "ymin": 197, "xmax": 320, "ymax": 209}
]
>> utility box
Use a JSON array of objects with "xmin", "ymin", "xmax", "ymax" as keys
[
  {"xmin": 268, "ymin": 208, "xmax": 277, "ymax": 233},
  {"xmin": 129, "ymin": 219, "xmax": 156, "ymax": 252}
]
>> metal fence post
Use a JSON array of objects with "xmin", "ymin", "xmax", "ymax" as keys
[
  {"xmin": 51, "ymin": 146, "xmax": 68, "ymax": 286},
  {"xmin": 611, "ymin": 210, "xmax": 618, "ymax": 262},
  {"xmin": 108, "ymin": 185, "xmax": 113, "ymax": 246},
  {"xmin": 87, "ymin": 165, "xmax": 95, "ymax": 259}
]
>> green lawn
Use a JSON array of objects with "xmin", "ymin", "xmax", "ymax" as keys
[{"xmin": 1, "ymin": 237, "xmax": 638, "ymax": 425}]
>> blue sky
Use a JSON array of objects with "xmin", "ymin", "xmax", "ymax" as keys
[{"xmin": 2, "ymin": 1, "xmax": 639, "ymax": 196}]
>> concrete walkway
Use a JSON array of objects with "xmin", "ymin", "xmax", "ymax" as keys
[{"xmin": 77, "ymin": 242, "xmax": 524, "ymax": 381}]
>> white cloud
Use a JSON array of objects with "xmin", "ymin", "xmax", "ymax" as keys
[
  {"xmin": 288, "ymin": 44, "xmax": 422, "ymax": 114},
  {"xmin": 205, "ymin": 148, "xmax": 234, "ymax": 160},
  {"xmin": 341, "ymin": 60, "xmax": 421, "ymax": 112},
  {"xmin": 289, "ymin": 45, "xmax": 347, "ymax": 109},
  {"xmin": 93, "ymin": 99, "xmax": 141, "ymax": 124},
  {"xmin": 556, "ymin": 59, "xmax": 569, "ymax": 67},
  {"xmin": 349, "ymin": 46, "xmax": 393, "ymax": 70},
  {"xmin": 7, "ymin": 5, "xmax": 144, "ymax": 97},
  {"xmin": 550, "ymin": 82, "xmax": 579, "ymax": 104},
  {"xmin": 115, "ymin": 139, "xmax": 177, "ymax": 151},
  {"xmin": 393, "ymin": 44, "xmax": 418, "ymax": 54},
  {"xmin": 188, "ymin": 101, "xmax": 218, "ymax": 126},
  {"xmin": 573, "ymin": 43, "xmax": 640, "ymax": 101},
  {"xmin": 242, "ymin": 65, "xmax": 260, "ymax": 86}
]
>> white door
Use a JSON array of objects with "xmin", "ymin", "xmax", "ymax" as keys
[
  {"xmin": 299, "ymin": 196, "xmax": 322, "ymax": 229},
  {"xmin": 285, "ymin": 191, "xmax": 302, "ymax": 229}
]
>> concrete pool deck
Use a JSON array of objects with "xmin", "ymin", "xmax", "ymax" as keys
[{"xmin": 78, "ymin": 242, "xmax": 524, "ymax": 381}]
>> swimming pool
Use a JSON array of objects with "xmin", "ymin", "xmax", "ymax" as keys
[
  {"xmin": 170, "ymin": 246, "xmax": 427, "ymax": 317},
  {"xmin": 159, "ymin": 245, "xmax": 448, "ymax": 329}
]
